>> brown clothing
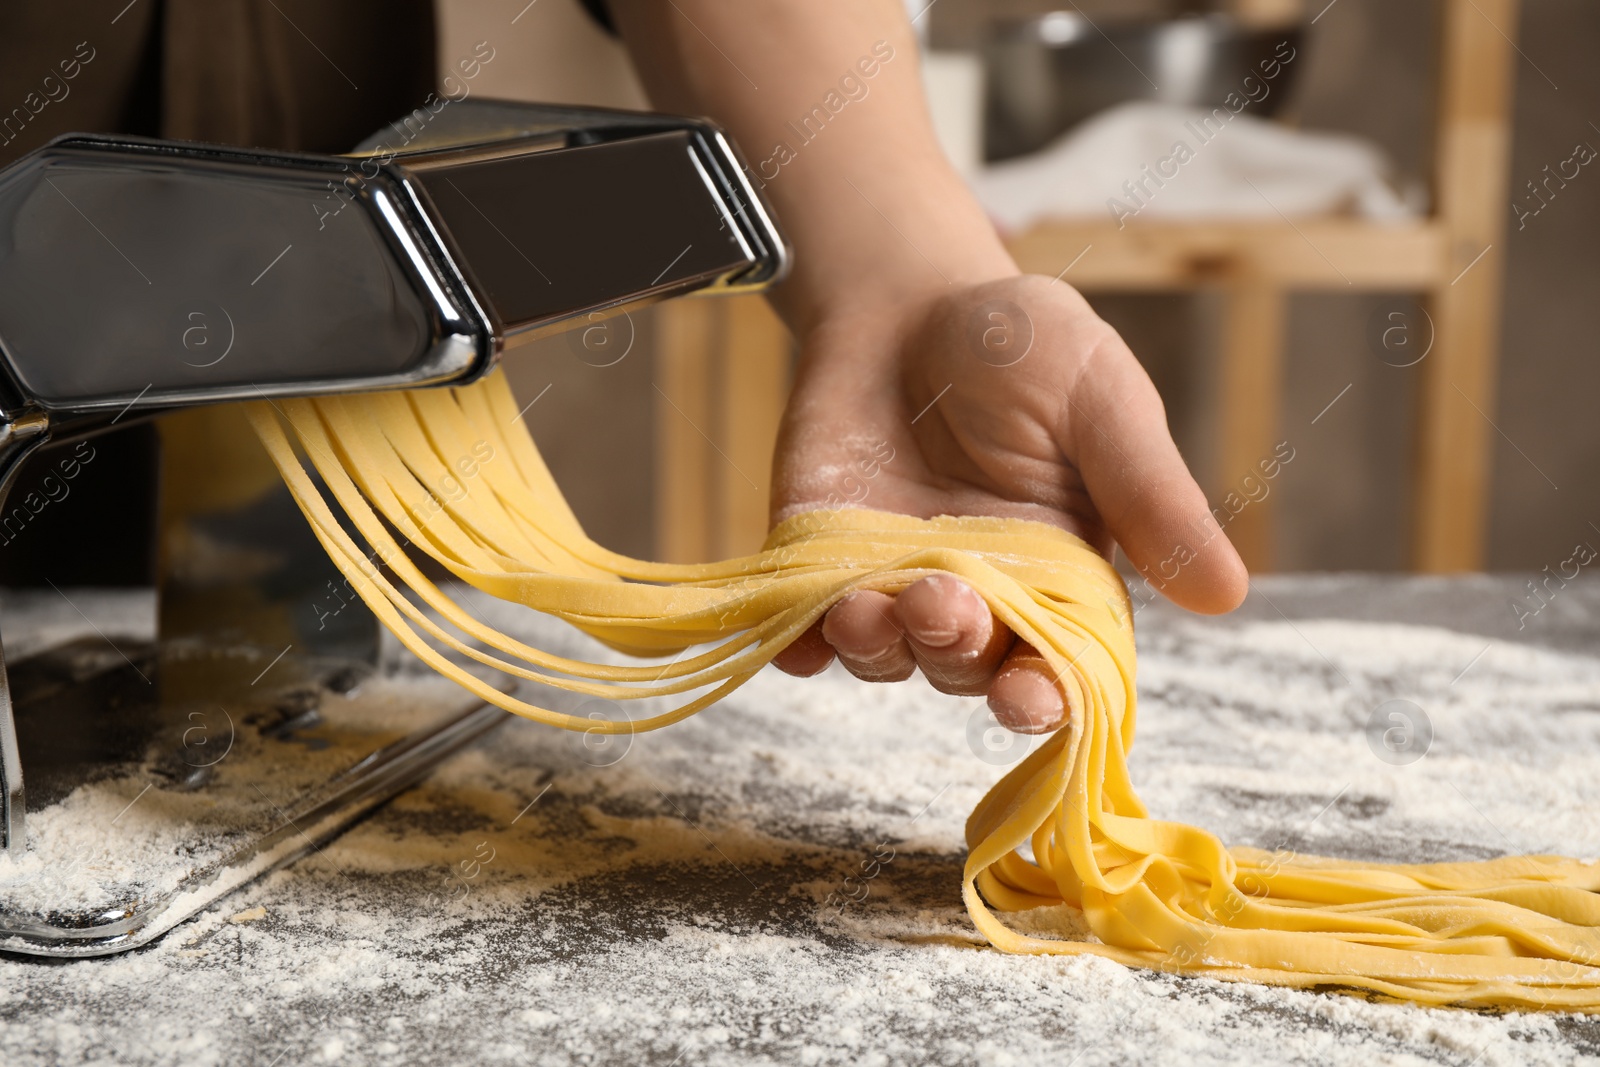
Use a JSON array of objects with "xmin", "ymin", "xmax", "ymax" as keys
[
  {"xmin": 0, "ymin": 1, "xmax": 436, "ymax": 585},
  {"xmin": 0, "ymin": 0, "xmax": 436, "ymax": 163}
]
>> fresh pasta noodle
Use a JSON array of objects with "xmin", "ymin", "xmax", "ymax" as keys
[{"xmin": 245, "ymin": 369, "xmax": 1600, "ymax": 1012}]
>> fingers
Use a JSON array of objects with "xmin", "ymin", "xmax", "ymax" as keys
[
  {"xmin": 772, "ymin": 620, "xmax": 835, "ymax": 677},
  {"xmin": 824, "ymin": 578, "xmax": 1014, "ymax": 691},
  {"xmin": 1068, "ymin": 332, "xmax": 1250, "ymax": 615},
  {"xmin": 821, "ymin": 590, "xmax": 916, "ymax": 682},
  {"xmin": 795, "ymin": 577, "xmax": 1063, "ymax": 729},
  {"xmin": 987, "ymin": 643, "xmax": 1066, "ymax": 734},
  {"xmin": 892, "ymin": 574, "xmax": 1014, "ymax": 696}
]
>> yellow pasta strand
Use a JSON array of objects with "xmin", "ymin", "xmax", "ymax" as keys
[{"xmin": 245, "ymin": 369, "xmax": 1600, "ymax": 1012}]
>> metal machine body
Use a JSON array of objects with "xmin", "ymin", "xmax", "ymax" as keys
[{"xmin": 0, "ymin": 101, "xmax": 786, "ymax": 955}]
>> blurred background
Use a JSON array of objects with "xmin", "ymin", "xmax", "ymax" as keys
[{"xmin": 444, "ymin": 0, "xmax": 1599, "ymax": 577}]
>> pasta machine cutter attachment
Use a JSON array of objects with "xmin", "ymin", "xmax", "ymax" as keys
[{"xmin": 0, "ymin": 101, "xmax": 787, "ymax": 955}]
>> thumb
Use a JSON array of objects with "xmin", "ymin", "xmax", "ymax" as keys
[{"xmin": 1065, "ymin": 337, "xmax": 1249, "ymax": 615}]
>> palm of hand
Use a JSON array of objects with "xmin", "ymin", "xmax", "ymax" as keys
[{"xmin": 767, "ymin": 275, "xmax": 1247, "ymax": 731}]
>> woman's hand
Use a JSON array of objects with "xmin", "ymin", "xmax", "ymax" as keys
[{"xmin": 768, "ymin": 273, "xmax": 1248, "ymax": 732}]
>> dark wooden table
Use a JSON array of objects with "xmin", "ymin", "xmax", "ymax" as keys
[{"xmin": 2, "ymin": 576, "xmax": 1597, "ymax": 1067}]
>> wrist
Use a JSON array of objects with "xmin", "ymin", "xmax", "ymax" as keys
[{"xmin": 763, "ymin": 148, "xmax": 1020, "ymax": 340}]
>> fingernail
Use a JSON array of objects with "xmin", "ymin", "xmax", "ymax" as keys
[
  {"xmin": 905, "ymin": 619, "xmax": 961, "ymax": 648},
  {"xmin": 858, "ymin": 642, "xmax": 903, "ymax": 664},
  {"xmin": 902, "ymin": 576, "xmax": 978, "ymax": 648},
  {"xmin": 988, "ymin": 670, "xmax": 1065, "ymax": 735}
]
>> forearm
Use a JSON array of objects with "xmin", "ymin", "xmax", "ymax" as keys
[{"xmin": 608, "ymin": 0, "xmax": 1017, "ymax": 336}]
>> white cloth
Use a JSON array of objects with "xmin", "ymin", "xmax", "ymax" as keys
[{"xmin": 971, "ymin": 101, "xmax": 1417, "ymax": 231}]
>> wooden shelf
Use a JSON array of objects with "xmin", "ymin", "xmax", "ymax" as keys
[{"xmin": 1005, "ymin": 218, "xmax": 1446, "ymax": 292}]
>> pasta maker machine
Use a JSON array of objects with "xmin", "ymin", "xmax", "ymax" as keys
[{"xmin": 0, "ymin": 100, "xmax": 787, "ymax": 956}]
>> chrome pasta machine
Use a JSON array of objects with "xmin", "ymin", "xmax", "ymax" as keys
[{"xmin": 0, "ymin": 100, "xmax": 787, "ymax": 956}]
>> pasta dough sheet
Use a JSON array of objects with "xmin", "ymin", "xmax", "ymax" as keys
[{"xmin": 245, "ymin": 370, "xmax": 1600, "ymax": 1012}]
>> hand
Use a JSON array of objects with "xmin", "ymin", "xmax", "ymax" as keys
[
  {"xmin": 602, "ymin": 0, "xmax": 1245, "ymax": 732},
  {"xmin": 769, "ymin": 273, "xmax": 1249, "ymax": 733}
]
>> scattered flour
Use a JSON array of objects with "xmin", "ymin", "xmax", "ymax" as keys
[
  {"xmin": 0, "ymin": 664, "xmax": 485, "ymax": 926},
  {"xmin": 1, "ymin": 588, "xmax": 1599, "ymax": 1065}
]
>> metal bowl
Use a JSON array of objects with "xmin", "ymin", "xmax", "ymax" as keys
[{"xmin": 983, "ymin": 12, "xmax": 1305, "ymax": 161}]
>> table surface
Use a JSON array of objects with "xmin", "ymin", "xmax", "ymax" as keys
[{"xmin": 3, "ymin": 574, "xmax": 1600, "ymax": 1067}]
